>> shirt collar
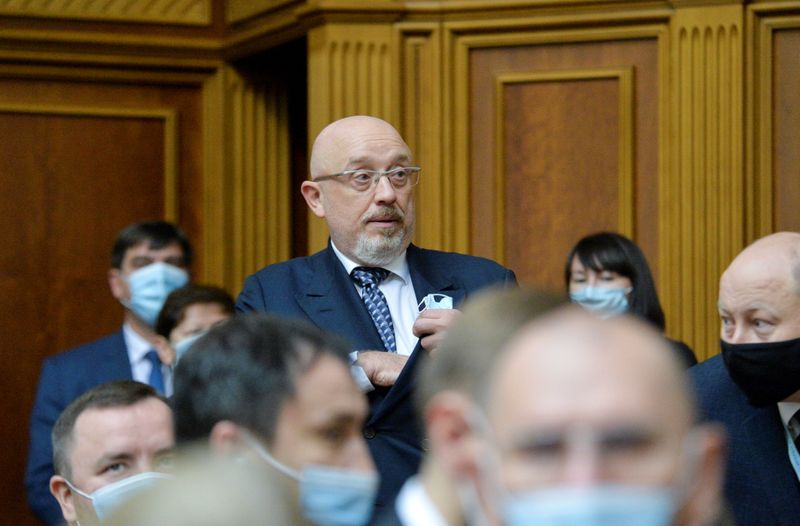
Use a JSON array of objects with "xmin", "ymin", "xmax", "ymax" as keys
[
  {"xmin": 330, "ymin": 240, "xmax": 410, "ymax": 284},
  {"xmin": 778, "ymin": 401, "xmax": 800, "ymax": 428},
  {"xmin": 122, "ymin": 322, "xmax": 154, "ymax": 363}
]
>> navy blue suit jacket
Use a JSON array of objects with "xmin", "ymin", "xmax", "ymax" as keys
[
  {"xmin": 236, "ymin": 244, "xmax": 516, "ymax": 513},
  {"xmin": 25, "ymin": 331, "xmax": 132, "ymax": 525},
  {"xmin": 689, "ymin": 355, "xmax": 800, "ymax": 526}
]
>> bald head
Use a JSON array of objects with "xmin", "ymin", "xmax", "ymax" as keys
[
  {"xmin": 719, "ymin": 232, "xmax": 800, "ymax": 343},
  {"xmin": 309, "ymin": 116, "xmax": 411, "ymax": 178},
  {"xmin": 485, "ymin": 308, "xmax": 694, "ymax": 489}
]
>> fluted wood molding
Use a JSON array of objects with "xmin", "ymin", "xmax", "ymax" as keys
[
  {"xmin": 0, "ymin": 0, "xmax": 211, "ymax": 25},
  {"xmin": 221, "ymin": 67, "xmax": 292, "ymax": 290},
  {"xmin": 397, "ymin": 22, "xmax": 445, "ymax": 251},
  {"xmin": 664, "ymin": 3, "xmax": 744, "ymax": 360},
  {"xmin": 306, "ymin": 22, "xmax": 397, "ymax": 253}
]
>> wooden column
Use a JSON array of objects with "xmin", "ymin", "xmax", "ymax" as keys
[{"xmin": 663, "ymin": 1, "xmax": 745, "ymax": 360}]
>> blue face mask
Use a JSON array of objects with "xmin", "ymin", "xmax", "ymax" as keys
[
  {"xmin": 66, "ymin": 471, "xmax": 173, "ymax": 522},
  {"xmin": 245, "ymin": 433, "xmax": 378, "ymax": 526},
  {"xmin": 503, "ymin": 485, "xmax": 676, "ymax": 526},
  {"xmin": 570, "ymin": 286, "xmax": 631, "ymax": 318},
  {"xmin": 124, "ymin": 262, "xmax": 189, "ymax": 327},
  {"xmin": 173, "ymin": 331, "xmax": 206, "ymax": 365}
]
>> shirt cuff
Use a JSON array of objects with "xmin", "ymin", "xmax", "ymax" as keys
[{"xmin": 350, "ymin": 351, "xmax": 375, "ymax": 393}]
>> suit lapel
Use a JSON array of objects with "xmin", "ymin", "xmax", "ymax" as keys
[
  {"xmin": 103, "ymin": 331, "xmax": 134, "ymax": 381},
  {"xmin": 742, "ymin": 406, "xmax": 800, "ymax": 523},
  {"xmin": 369, "ymin": 246, "xmax": 465, "ymax": 422},
  {"xmin": 294, "ymin": 247, "xmax": 385, "ymax": 352}
]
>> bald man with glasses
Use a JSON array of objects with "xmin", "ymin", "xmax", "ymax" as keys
[{"xmin": 236, "ymin": 115, "xmax": 516, "ymax": 515}]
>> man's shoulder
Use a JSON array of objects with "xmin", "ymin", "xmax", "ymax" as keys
[
  {"xmin": 408, "ymin": 246, "xmax": 511, "ymax": 274},
  {"xmin": 45, "ymin": 331, "xmax": 126, "ymax": 367},
  {"xmin": 246, "ymin": 250, "xmax": 327, "ymax": 281},
  {"xmin": 688, "ymin": 354, "xmax": 754, "ymax": 420}
]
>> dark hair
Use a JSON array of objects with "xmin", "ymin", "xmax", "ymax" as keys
[
  {"xmin": 564, "ymin": 232, "xmax": 666, "ymax": 331},
  {"xmin": 111, "ymin": 221, "xmax": 192, "ymax": 269},
  {"xmin": 52, "ymin": 381, "xmax": 167, "ymax": 479},
  {"xmin": 155, "ymin": 285, "xmax": 235, "ymax": 339},
  {"xmin": 172, "ymin": 314, "xmax": 351, "ymax": 445}
]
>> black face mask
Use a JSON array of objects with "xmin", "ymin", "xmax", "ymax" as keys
[{"xmin": 721, "ymin": 336, "xmax": 800, "ymax": 407}]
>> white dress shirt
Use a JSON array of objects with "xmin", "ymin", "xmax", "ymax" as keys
[
  {"xmin": 395, "ymin": 476, "xmax": 448, "ymax": 526},
  {"xmin": 330, "ymin": 241, "xmax": 419, "ymax": 356},
  {"xmin": 778, "ymin": 401, "xmax": 800, "ymax": 482},
  {"xmin": 122, "ymin": 323, "xmax": 173, "ymax": 396}
]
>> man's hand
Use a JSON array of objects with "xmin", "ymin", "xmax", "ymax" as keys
[
  {"xmin": 413, "ymin": 308, "xmax": 461, "ymax": 355},
  {"xmin": 356, "ymin": 351, "xmax": 408, "ymax": 387}
]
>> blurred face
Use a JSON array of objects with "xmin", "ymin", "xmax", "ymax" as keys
[
  {"xmin": 109, "ymin": 241, "xmax": 188, "ymax": 305},
  {"xmin": 569, "ymin": 256, "xmax": 632, "ymax": 294},
  {"xmin": 169, "ymin": 303, "xmax": 231, "ymax": 345},
  {"xmin": 52, "ymin": 398, "xmax": 174, "ymax": 525},
  {"xmin": 718, "ymin": 259, "xmax": 800, "ymax": 344},
  {"xmin": 302, "ymin": 117, "xmax": 415, "ymax": 266},
  {"xmin": 485, "ymin": 321, "xmax": 688, "ymax": 495},
  {"xmin": 271, "ymin": 354, "xmax": 375, "ymax": 476}
]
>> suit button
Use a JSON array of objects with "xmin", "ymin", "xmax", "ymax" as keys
[{"xmin": 363, "ymin": 427, "xmax": 376, "ymax": 439}]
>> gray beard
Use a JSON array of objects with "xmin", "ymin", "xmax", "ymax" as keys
[{"xmin": 353, "ymin": 225, "xmax": 413, "ymax": 266}]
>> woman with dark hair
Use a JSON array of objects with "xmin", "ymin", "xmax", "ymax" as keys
[
  {"xmin": 153, "ymin": 284, "xmax": 235, "ymax": 366},
  {"xmin": 565, "ymin": 232, "xmax": 697, "ymax": 368}
]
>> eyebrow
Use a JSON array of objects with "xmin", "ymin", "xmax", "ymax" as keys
[
  {"xmin": 93, "ymin": 451, "xmax": 134, "ymax": 471},
  {"xmin": 346, "ymin": 153, "xmax": 411, "ymax": 168}
]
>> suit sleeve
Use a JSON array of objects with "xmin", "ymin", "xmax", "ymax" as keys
[
  {"xmin": 25, "ymin": 359, "xmax": 68, "ymax": 525},
  {"xmin": 236, "ymin": 274, "xmax": 268, "ymax": 314}
]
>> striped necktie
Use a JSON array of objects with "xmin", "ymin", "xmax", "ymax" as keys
[{"xmin": 351, "ymin": 267, "xmax": 397, "ymax": 353}]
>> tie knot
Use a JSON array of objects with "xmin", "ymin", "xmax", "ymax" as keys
[{"xmin": 351, "ymin": 267, "xmax": 390, "ymax": 288}]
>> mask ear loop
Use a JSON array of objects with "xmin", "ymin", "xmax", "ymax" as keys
[
  {"xmin": 63, "ymin": 479, "xmax": 93, "ymax": 502},
  {"xmin": 457, "ymin": 404, "xmax": 509, "ymax": 526},
  {"xmin": 238, "ymin": 429, "xmax": 302, "ymax": 481}
]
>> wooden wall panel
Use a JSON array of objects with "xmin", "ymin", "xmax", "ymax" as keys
[
  {"xmin": 498, "ymin": 73, "xmax": 628, "ymax": 288},
  {"xmin": 772, "ymin": 25, "xmax": 800, "ymax": 233},
  {"xmin": 467, "ymin": 35, "xmax": 660, "ymax": 294},
  {"xmin": 0, "ymin": 73, "xmax": 207, "ymax": 525}
]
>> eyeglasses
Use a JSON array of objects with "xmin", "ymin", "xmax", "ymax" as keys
[{"xmin": 313, "ymin": 166, "xmax": 421, "ymax": 192}]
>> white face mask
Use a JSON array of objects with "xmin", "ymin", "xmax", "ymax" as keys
[{"xmin": 66, "ymin": 471, "xmax": 173, "ymax": 522}]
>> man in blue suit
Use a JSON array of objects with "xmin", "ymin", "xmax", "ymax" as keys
[
  {"xmin": 25, "ymin": 221, "xmax": 192, "ymax": 525},
  {"xmin": 236, "ymin": 115, "xmax": 516, "ymax": 513},
  {"xmin": 690, "ymin": 231, "xmax": 800, "ymax": 525}
]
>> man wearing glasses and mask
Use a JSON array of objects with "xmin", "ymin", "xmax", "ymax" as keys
[{"xmin": 236, "ymin": 115, "xmax": 516, "ymax": 513}]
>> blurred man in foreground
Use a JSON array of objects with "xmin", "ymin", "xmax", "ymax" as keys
[{"xmin": 397, "ymin": 290, "xmax": 726, "ymax": 525}]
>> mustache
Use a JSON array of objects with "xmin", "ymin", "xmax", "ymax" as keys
[{"xmin": 362, "ymin": 206, "xmax": 404, "ymax": 223}]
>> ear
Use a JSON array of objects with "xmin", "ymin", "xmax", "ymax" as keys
[
  {"xmin": 50, "ymin": 474, "xmax": 78, "ymax": 524},
  {"xmin": 300, "ymin": 181, "xmax": 326, "ymax": 218},
  {"xmin": 424, "ymin": 390, "xmax": 480, "ymax": 482},
  {"xmin": 153, "ymin": 335, "xmax": 175, "ymax": 366},
  {"xmin": 209, "ymin": 420, "xmax": 245, "ymax": 455},
  {"xmin": 680, "ymin": 424, "xmax": 728, "ymax": 526},
  {"xmin": 107, "ymin": 268, "xmax": 127, "ymax": 302}
]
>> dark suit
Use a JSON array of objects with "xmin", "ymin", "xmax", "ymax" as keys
[
  {"xmin": 236, "ymin": 244, "xmax": 516, "ymax": 513},
  {"xmin": 25, "ymin": 331, "xmax": 132, "ymax": 525},
  {"xmin": 689, "ymin": 355, "xmax": 800, "ymax": 526}
]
